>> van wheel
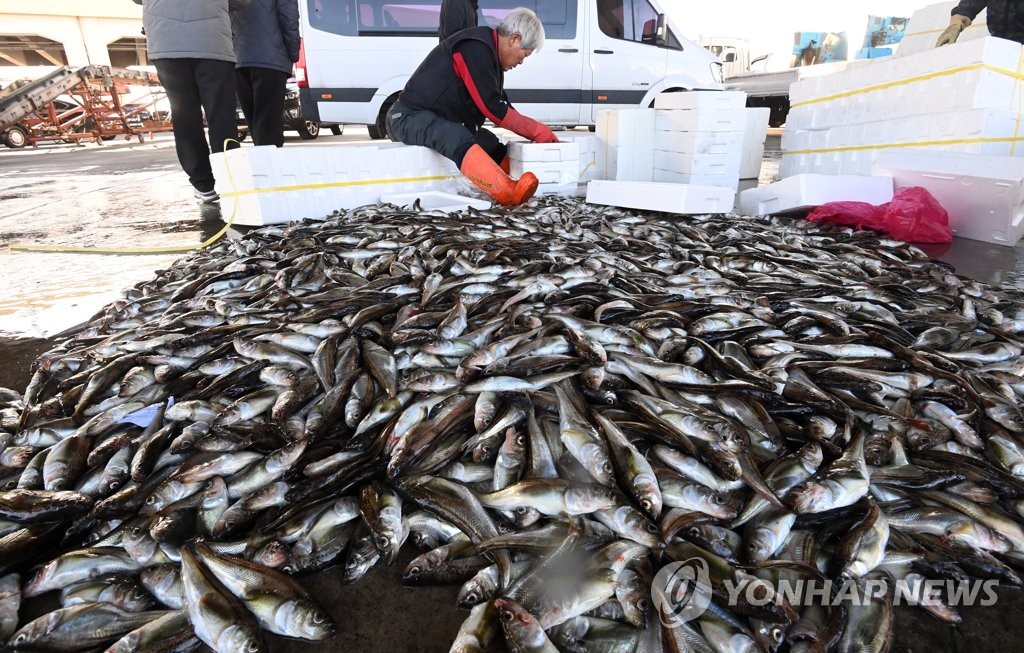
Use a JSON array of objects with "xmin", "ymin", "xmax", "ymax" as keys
[
  {"xmin": 369, "ymin": 95, "xmax": 397, "ymax": 140},
  {"xmin": 588, "ymin": 125, "xmax": 596, "ymax": 132},
  {"xmin": 5, "ymin": 126, "xmax": 28, "ymax": 148},
  {"xmin": 297, "ymin": 120, "xmax": 320, "ymax": 139},
  {"xmin": 330, "ymin": 125, "xmax": 343, "ymax": 135}
]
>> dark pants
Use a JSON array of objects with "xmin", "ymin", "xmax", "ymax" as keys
[
  {"xmin": 236, "ymin": 67, "xmax": 289, "ymax": 147},
  {"xmin": 153, "ymin": 58, "xmax": 238, "ymax": 193},
  {"xmin": 386, "ymin": 99, "xmax": 506, "ymax": 168}
]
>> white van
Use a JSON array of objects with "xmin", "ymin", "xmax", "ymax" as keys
[{"xmin": 296, "ymin": 0, "xmax": 725, "ymax": 138}]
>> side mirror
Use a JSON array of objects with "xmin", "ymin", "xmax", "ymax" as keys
[{"xmin": 655, "ymin": 13, "xmax": 667, "ymax": 47}]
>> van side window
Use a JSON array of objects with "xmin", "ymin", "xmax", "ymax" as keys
[
  {"xmin": 309, "ymin": 0, "xmax": 358, "ymax": 36},
  {"xmin": 597, "ymin": 0, "xmax": 681, "ymax": 49},
  {"xmin": 479, "ymin": 1, "xmax": 576, "ymax": 40}
]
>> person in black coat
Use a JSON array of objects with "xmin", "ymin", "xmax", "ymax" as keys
[
  {"xmin": 936, "ymin": 0, "xmax": 1024, "ymax": 46},
  {"xmin": 439, "ymin": 0, "xmax": 479, "ymax": 41},
  {"xmin": 231, "ymin": 0, "xmax": 301, "ymax": 146}
]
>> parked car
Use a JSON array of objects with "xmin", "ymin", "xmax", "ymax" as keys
[{"xmin": 235, "ymin": 86, "xmax": 342, "ymax": 141}]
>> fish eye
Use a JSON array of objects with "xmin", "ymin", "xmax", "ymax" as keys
[
  {"xmin": 247, "ymin": 642, "xmax": 260, "ymax": 652},
  {"xmin": 408, "ymin": 565, "xmax": 421, "ymax": 575},
  {"xmin": 376, "ymin": 535, "xmax": 391, "ymax": 549},
  {"xmin": 516, "ymin": 435, "xmax": 527, "ymax": 446},
  {"xmin": 640, "ymin": 499, "xmax": 652, "ymax": 511},
  {"xmin": 500, "ymin": 609, "xmax": 514, "ymax": 622},
  {"xmin": 464, "ymin": 591, "xmax": 478, "ymax": 603},
  {"xmin": 637, "ymin": 598, "xmax": 648, "ymax": 611},
  {"xmin": 714, "ymin": 495, "xmax": 726, "ymax": 505},
  {"xmin": 688, "ymin": 527, "xmax": 700, "ymax": 537},
  {"xmin": 145, "ymin": 496, "xmax": 157, "ymax": 504},
  {"xmin": 602, "ymin": 462, "xmax": 614, "ymax": 475},
  {"xmin": 109, "ymin": 481, "xmax": 121, "ymax": 490},
  {"xmin": 772, "ymin": 627, "xmax": 784, "ymax": 643},
  {"xmin": 313, "ymin": 611, "xmax": 328, "ymax": 624},
  {"xmin": 514, "ymin": 507, "xmax": 528, "ymax": 515}
]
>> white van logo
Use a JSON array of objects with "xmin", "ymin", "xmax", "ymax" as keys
[{"xmin": 652, "ymin": 558, "xmax": 713, "ymax": 626}]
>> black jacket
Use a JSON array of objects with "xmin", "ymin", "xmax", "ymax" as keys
[
  {"xmin": 399, "ymin": 27, "xmax": 510, "ymax": 131},
  {"xmin": 953, "ymin": 0, "xmax": 1024, "ymax": 42},
  {"xmin": 439, "ymin": 0, "xmax": 479, "ymax": 41}
]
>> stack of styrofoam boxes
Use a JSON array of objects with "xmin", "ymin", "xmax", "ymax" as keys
[
  {"xmin": 211, "ymin": 142, "xmax": 459, "ymax": 226},
  {"xmin": 873, "ymin": 149, "xmax": 1024, "ymax": 246},
  {"xmin": 896, "ymin": 2, "xmax": 988, "ymax": 57},
  {"xmin": 781, "ymin": 34, "xmax": 1024, "ymax": 178},
  {"xmin": 507, "ymin": 141, "xmax": 580, "ymax": 193},
  {"xmin": 595, "ymin": 108, "xmax": 655, "ymax": 182},
  {"xmin": 740, "ymin": 107, "xmax": 771, "ymax": 180},
  {"xmin": 652, "ymin": 91, "xmax": 747, "ymax": 190}
]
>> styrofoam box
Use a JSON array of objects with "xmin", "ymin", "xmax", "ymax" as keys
[
  {"xmin": 653, "ymin": 90, "xmax": 747, "ymax": 111},
  {"xmin": 781, "ymin": 107, "xmax": 1024, "ymax": 177},
  {"xmin": 897, "ymin": 2, "xmax": 988, "ymax": 57},
  {"xmin": 740, "ymin": 108, "xmax": 771, "ymax": 179},
  {"xmin": 872, "ymin": 149, "xmax": 1024, "ymax": 246},
  {"xmin": 655, "ymin": 109, "xmax": 748, "ymax": 133},
  {"xmin": 510, "ymin": 159, "xmax": 579, "ymax": 185},
  {"xmin": 558, "ymin": 132, "xmax": 599, "ymax": 182},
  {"xmin": 507, "ymin": 141, "xmax": 580, "ymax": 163},
  {"xmin": 586, "ymin": 180, "xmax": 736, "ymax": 214},
  {"xmin": 654, "ymin": 130, "xmax": 744, "ymax": 155},
  {"xmin": 653, "ymin": 151, "xmax": 741, "ymax": 177},
  {"xmin": 738, "ymin": 174, "xmax": 894, "ymax": 215},
  {"xmin": 787, "ymin": 36, "xmax": 1023, "ymax": 131},
  {"xmin": 652, "ymin": 169, "xmax": 740, "ymax": 190},
  {"xmin": 379, "ymin": 191, "xmax": 490, "ymax": 213},
  {"xmin": 596, "ymin": 109, "xmax": 655, "ymax": 182},
  {"xmin": 212, "ymin": 143, "xmax": 459, "ymax": 226}
]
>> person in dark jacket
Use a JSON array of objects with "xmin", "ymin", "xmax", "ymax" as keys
[
  {"xmin": 232, "ymin": 0, "xmax": 300, "ymax": 147},
  {"xmin": 936, "ymin": 1, "xmax": 1024, "ymax": 46},
  {"xmin": 386, "ymin": 8, "xmax": 558, "ymax": 207},
  {"xmin": 133, "ymin": 0, "xmax": 248, "ymax": 204},
  {"xmin": 439, "ymin": 0, "xmax": 479, "ymax": 41}
]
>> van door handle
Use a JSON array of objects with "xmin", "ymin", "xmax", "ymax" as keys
[
  {"xmin": 558, "ymin": 48, "xmax": 579, "ymax": 53},
  {"xmin": 594, "ymin": 49, "xmax": 614, "ymax": 54}
]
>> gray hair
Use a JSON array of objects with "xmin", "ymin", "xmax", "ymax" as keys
[{"xmin": 497, "ymin": 8, "xmax": 545, "ymax": 51}]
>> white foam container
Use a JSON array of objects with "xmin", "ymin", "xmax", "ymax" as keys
[
  {"xmin": 738, "ymin": 173, "xmax": 894, "ymax": 215},
  {"xmin": 379, "ymin": 191, "xmax": 490, "ymax": 212},
  {"xmin": 507, "ymin": 141, "xmax": 580, "ymax": 163},
  {"xmin": 552, "ymin": 132, "xmax": 597, "ymax": 182},
  {"xmin": 872, "ymin": 149, "xmax": 1024, "ymax": 246},
  {"xmin": 586, "ymin": 180, "xmax": 736, "ymax": 214},
  {"xmin": 654, "ymin": 130, "xmax": 744, "ymax": 155},
  {"xmin": 653, "ymin": 151, "xmax": 741, "ymax": 176},
  {"xmin": 651, "ymin": 169, "xmax": 740, "ymax": 190},
  {"xmin": 653, "ymin": 90, "xmax": 747, "ymax": 110},
  {"xmin": 896, "ymin": 2, "xmax": 988, "ymax": 57},
  {"xmin": 510, "ymin": 159, "xmax": 579, "ymax": 185},
  {"xmin": 655, "ymin": 109, "xmax": 748, "ymax": 133},
  {"xmin": 212, "ymin": 143, "xmax": 458, "ymax": 226},
  {"xmin": 596, "ymin": 109, "xmax": 655, "ymax": 181},
  {"xmin": 740, "ymin": 108, "xmax": 771, "ymax": 180}
]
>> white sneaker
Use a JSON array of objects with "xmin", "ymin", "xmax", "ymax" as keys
[{"xmin": 194, "ymin": 188, "xmax": 220, "ymax": 204}]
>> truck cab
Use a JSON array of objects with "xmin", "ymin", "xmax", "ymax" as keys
[{"xmin": 296, "ymin": 0, "xmax": 724, "ymax": 138}]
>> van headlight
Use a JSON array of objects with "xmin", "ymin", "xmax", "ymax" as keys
[{"xmin": 710, "ymin": 62, "xmax": 724, "ymax": 83}]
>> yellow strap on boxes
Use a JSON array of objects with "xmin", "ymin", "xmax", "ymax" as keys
[{"xmin": 218, "ymin": 174, "xmax": 451, "ymax": 198}]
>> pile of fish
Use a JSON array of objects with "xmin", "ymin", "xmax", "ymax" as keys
[{"xmin": 2, "ymin": 195, "xmax": 1024, "ymax": 652}]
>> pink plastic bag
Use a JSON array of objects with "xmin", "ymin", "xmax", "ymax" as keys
[{"xmin": 806, "ymin": 186, "xmax": 952, "ymax": 243}]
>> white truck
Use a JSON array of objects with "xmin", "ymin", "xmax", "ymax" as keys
[{"xmin": 295, "ymin": 0, "xmax": 725, "ymax": 138}]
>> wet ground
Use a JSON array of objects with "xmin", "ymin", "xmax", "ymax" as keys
[{"xmin": 2, "ymin": 131, "xmax": 1024, "ymax": 651}]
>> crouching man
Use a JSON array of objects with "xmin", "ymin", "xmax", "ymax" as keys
[{"xmin": 387, "ymin": 7, "xmax": 558, "ymax": 207}]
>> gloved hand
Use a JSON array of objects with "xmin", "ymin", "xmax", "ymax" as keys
[
  {"xmin": 499, "ymin": 108, "xmax": 560, "ymax": 143},
  {"xmin": 936, "ymin": 14, "xmax": 971, "ymax": 47}
]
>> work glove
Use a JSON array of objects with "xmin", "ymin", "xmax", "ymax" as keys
[
  {"xmin": 936, "ymin": 14, "xmax": 971, "ymax": 47},
  {"xmin": 499, "ymin": 107, "xmax": 559, "ymax": 143}
]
